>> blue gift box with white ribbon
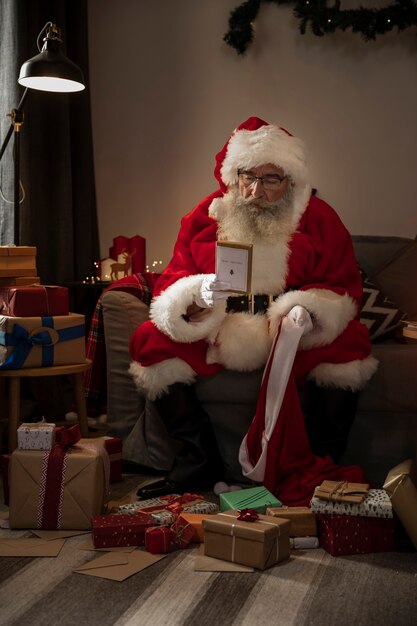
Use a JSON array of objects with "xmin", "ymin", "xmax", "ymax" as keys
[{"xmin": 0, "ymin": 313, "xmax": 85, "ymax": 369}]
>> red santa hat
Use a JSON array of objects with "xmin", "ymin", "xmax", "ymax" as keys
[{"xmin": 214, "ymin": 116, "xmax": 310, "ymax": 193}]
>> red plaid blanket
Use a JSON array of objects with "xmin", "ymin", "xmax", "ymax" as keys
[{"xmin": 84, "ymin": 272, "xmax": 160, "ymax": 417}]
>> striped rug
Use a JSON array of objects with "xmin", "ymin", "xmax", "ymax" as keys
[{"xmin": 1, "ymin": 477, "xmax": 416, "ymax": 625}]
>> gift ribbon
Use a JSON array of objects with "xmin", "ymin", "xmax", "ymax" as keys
[
  {"xmin": 218, "ymin": 512, "xmax": 281, "ymax": 564},
  {"xmin": 237, "ymin": 508, "xmax": 259, "ymax": 522},
  {"xmin": 0, "ymin": 317, "xmax": 85, "ymax": 369},
  {"xmin": 37, "ymin": 425, "xmax": 81, "ymax": 529}
]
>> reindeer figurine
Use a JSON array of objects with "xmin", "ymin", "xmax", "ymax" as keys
[{"xmin": 110, "ymin": 248, "xmax": 136, "ymax": 280}]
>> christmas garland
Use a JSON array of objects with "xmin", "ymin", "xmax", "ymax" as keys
[{"xmin": 224, "ymin": 0, "xmax": 417, "ymax": 54}]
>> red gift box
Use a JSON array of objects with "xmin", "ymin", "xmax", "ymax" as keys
[
  {"xmin": 91, "ymin": 513, "xmax": 155, "ymax": 548},
  {"xmin": 0, "ymin": 285, "xmax": 69, "ymax": 317},
  {"xmin": 317, "ymin": 513, "xmax": 395, "ymax": 556},
  {"xmin": 103, "ymin": 437, "xmax": 123, "ymax": 483},
  {"xmin": 145, "ymin": 525, "xmax": 173, "ymax": 554}
]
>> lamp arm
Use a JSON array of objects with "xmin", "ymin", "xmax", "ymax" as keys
[{"xmin": 0, "ymin": 87, "xmax": 28, "ymax": 163}]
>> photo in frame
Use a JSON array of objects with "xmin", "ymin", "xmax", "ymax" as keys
[{"xmin": 216, "ymin": 241, "xmax": 253, "ymax": 293}]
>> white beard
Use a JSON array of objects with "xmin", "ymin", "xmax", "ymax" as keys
[{"xmin": 216, "ymin": 185, "xmax": 296, "ymax": 244}]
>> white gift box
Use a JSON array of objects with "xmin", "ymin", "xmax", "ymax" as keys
[
  {"xmin": 17, "ymin": 421, "xmax": 56, "ymax": 451},
  {"xmin": 310, "ymin": 488, "xmax": 393, "ymax": 518}
]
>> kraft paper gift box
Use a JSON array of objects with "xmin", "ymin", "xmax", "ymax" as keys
[
  {"xmin": 0, "ymin": 313, "xmax": 85, "ymax": 369},
  {"xmin": 9, "ymin": 444, "xmax": 107, "ymax": 529},
  {"xmin": 383, "ymin": 458, "xmax": 417, "ymax": 549},
  {"xmin": 17, "ymin": 421, "xmax": 56, "ymax": 450},
  {"xmin": 266, "ymin": 506, "xmax": 317, "ymax": 537},
  {"xmin": 203, "ymin": 510, "xmax": 291, "ymax": 570},
  {"xmin": 219, "ymin": 485, "xmax": 281, "ymax": 514},
  {"xmin": 0, "ymin": 276, "xmax": 40, "ymax": 286},
  {"xmin": 310, "ymin": 488, "xmax": 393, "ymax": 519},
  {"xmin": 91, "ymin": 513, "xmax": 155, "ymax": 548},
  {"xmin": 0, "ymin": 285, "xmax": 69, "ymax": 317},
  {"xmin": 80, "ymin": 436, "xmax": 123, "ymax": 483},
  {"xmin": 0, "ymin": 246, "xmax": 37, "ymax": 277},
  {"xmin": 314, "ymin": 480, "xmax": 369, "ymax": 504},
  {"xmin": 316, "ymin": 513, "xmax": 395, "ymax": 556}
]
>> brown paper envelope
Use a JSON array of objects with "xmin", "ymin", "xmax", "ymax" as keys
[
  {"xmin": 78, "ymin": 538, "xmax": 137, "ymax": 552},
  {"xmin": 73, "ymin": 549, "xmax": 166, "ymax": 581},
  {"xmin": 194, "ymin": 545, "xmax": 254, "ymax": 572},
  {"xmin": 0, "ymin": 538, "xmax": 65, "ymax": 557},
  {"xmin": 31, "ymin": 530, "xmax": 89, "ymax": 540}
]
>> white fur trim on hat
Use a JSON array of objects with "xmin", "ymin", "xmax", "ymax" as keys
[
  {"xmin": 268, "ymin": 288, "xmax": 357, "ymax": 349},
  {"xmin": 308, "ymin": 355, "xmax": 379, "ymax": 391},
  {"xmin": 220, "ymin": 125, "xmax": 309, "ymax": 189},
  {"xmin": 129, "ymin": 358, "xmax": 196, "ymax": 400},
  {"xmin": 150, "ymin": 274, "xmax": 227, "ymax": 343}
]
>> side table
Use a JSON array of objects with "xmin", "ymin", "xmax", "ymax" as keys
[{"xmin": 0, "ymin": 359, "xmax": 92, "ymax": 452}]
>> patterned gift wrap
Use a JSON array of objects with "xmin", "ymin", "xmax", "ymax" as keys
[
  {"xmin": 171, "ymin": 516, "xmax": 195, "ymax": 549},
  {"xmin": 145, "ymin": 525, "xmax": 173, "ymax": 554},
  {"xmin": 219, "ymin": 486, "xmax": 281, "ymax": 514},
  {"xmin": 17, "ymin": 422, "xmax": 56, "ymax": 451},
  {"xmin": 310, "ymin": 488, "xmax": 393, "ymax": 518},
  {"xmin": 150, "ymin": 510, "xmax": 176, "ymax": 526},
  {"xmin": 317, "ymin": 513, "xmax": 395, "ymax": 556},
  {"xmin": 91, "ymin": 513, "xmax": 155, "ymax": 548},
  {"xmin": 0, "ymin": 313, "xmax": 85, "ymax": 369},
  {"xmin": 203, "ymin": 510, "xmax": 291, "ymax": 570},
  {"xmin": 182, "ymin": 500, "xmax": 219, "ymax": 514}
]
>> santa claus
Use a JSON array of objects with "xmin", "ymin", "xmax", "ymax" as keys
[{"xmin": 129, "ymin": 117, "xmax": 378, "ymax": 501}]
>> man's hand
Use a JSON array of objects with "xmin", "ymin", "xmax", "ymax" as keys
[
  {"xmin": 195, "ymin": 274, "xmax": 233, "ymax": 309},
  {"xmin": 287, "ymin": 305, "xmax": 313, "ymax": 335}
]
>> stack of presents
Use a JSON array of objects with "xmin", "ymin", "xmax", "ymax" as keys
[
  {"xmin": 2, "ymin": 417, "xmax": 417, "ymax": 578},
  {"xmin": 0, "ymin": 245, "xmax": 86, "ymax": 369}
]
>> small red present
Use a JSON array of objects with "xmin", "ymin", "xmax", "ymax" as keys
[
  {"xmin": 171, "ymin": 515, "xmax": 195, "ymax": 549},
  {"xmin": 317, "ymin": 513, "xmax": 395, "ymax": 556},
  {"xmin": 0, "ymin": 285, "xmax": 69, "ymax": 316},
  {"xmin": 145, "ymin": 525, "xmax": 173, "ymax": 554},
  {"xmin": 103, "ymin": 437, "xmax": 123, "ymax": 483},
  {"xmin": 91, "ymin": 513, "xmax": 155, "ymax": 548}
]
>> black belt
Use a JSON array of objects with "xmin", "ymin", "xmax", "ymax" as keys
[{"xmin": 226, "ymin": 294, "xmax": 276, "ymax": 315}]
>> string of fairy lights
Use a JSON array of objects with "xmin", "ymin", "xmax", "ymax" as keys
[{"xmin": 224, "ymin": 0, "xmax": 417, "ymax": 54}]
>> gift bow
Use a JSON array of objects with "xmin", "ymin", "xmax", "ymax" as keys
[
  {"xmin": 55, "ymin": 424, "xmax": 81, "ymax": 450},
  {"xmin": 237, "ymin": 508, "xmax": 259, "ymax": 522}
]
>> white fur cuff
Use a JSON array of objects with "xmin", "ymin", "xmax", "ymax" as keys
[
  {"xmin": 129, "ymin": 359, "xmax": 197, "ymax": 400},
  {"xmin": 308, "ymin": 355, "xmax": 379, "ymax": 391}
]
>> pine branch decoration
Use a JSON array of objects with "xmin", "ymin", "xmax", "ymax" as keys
[{"xmin": 224, "ymin": 0, "xmax": 417, "ymax": 53}]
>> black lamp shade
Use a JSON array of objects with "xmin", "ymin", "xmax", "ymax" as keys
[{"xmin": 18, "ymin": 37, "xmax": 85, "ymax": 93}]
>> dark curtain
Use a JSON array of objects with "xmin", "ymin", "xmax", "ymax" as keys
[{"xmin": 0, "ymin": 0, "xmax": 99, "ymax": 284}]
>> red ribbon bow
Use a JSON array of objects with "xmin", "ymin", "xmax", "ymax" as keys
[
  {"xmin": 55, "ymin": 424, "xmax": 81, "ymax": 450},
  {"xmin": 237, "ymin": 508, "xmax": 259, "ymax": 522}
]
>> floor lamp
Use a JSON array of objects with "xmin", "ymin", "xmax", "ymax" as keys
[{"xmin": 0, "ymin": 22, "xmax": 85, "ymax": 246}]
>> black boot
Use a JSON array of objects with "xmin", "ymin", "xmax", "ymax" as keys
[
  {"xmin": 299, "ymin": 381, "xmax": 359, "ymax": 463},
  {"xmin": 137, "ymin": 383, "xmax": 224, "ymax": 498}
]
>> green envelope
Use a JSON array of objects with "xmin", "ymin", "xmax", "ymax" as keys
[{"xmin": 219, "ymin": 486, "xmax": 281, "ymax": 514}]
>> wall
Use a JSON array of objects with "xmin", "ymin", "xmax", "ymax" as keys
[{"xmin": 88, "ymin": 0, "xmax": 417, "ymax": 267}]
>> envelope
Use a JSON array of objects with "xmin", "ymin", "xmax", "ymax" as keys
[
  {"xmin": 31, "ymin": 530, "xmax": 89, "ymax": 540},
  {"xmin": 0, "ymin": 538, "xmax": 65, "ymax": 557},
  {"xmin": 194, "ymin": 545, "xmax": 254, "ymax": 572},
  {"xmin": 73, "ymin": 548, "xmax": 166, "ymax": 581}
]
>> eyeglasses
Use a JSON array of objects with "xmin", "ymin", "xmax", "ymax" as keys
[{"xmin": 238, "ymin": 170, "xmax": 287, "ymax": 190}]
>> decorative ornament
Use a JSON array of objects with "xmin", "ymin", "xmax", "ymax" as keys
[{"xmin": 224, "ymin": 0, "xmax": 417, "ymax": 54}]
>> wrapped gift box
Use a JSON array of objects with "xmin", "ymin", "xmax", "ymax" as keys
[
  {"xmin": 80, "ymin": 436, "xmax": 123, "ymax": 483},
  {"xmin": 180, "ymin": 513, "xmax": 213, "ymax": 542},
  {"xmin": 91, "ymin": 512, "xmax": 155, "ymax": 548},
  {"xmin": 0, "ymin": 246, "xmax": 37, "ymax": 276},
  {"xmin": 0, "ymin": 285, "xmax": 69, "ymax": 317},
  {"xmin": 203, "ymin": 510, "xmax": 290, "ymax": 570},
  {"xmin": 314, "ymin": 480, "xmax": 369, "ymax": 504},
  {"xmin": 316, "ymin": 513, "xmax": 395, "ymax": 556},
  {"xmin": 9, "ymin": 444, "xmax": 107, "ymax": 529},
  {"xmin": 0, "ymin": 276, "xmax": 40, "ymax": 287},
  {"xmin": 290, "ymin": 537, "xmax": 319, "ymax": 550},
  {"xmin": 17, "ymin": 421, "xmax": 56, "ymax": 450},
  {"xmin": 0, "ymin": 313, "xmax": 85, "ymax": 369},
  {"xmin": 182, "ymin": 500, "xmax": 219, "ymax": 514},
  {"xmin": 171, "ymin": 515, "xmax": 195, "ymax": 549},
  {"xmin": 310, "ymin": 488, "xmax": 393, "ymax": 518},
  {"xmin": 383, "ymin": 459, "xmax": 417, "ymax": 549},
  {"xmin": 145, "ymin": 525, "xmax": 173, "ymax": 554},
  {"xmin": 220, "ymin": 486, "xmax": 281, "ymax": 514},
  {"xmin": 266, "ymin": 506, "xmax": 317, "ymax": 537}
]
